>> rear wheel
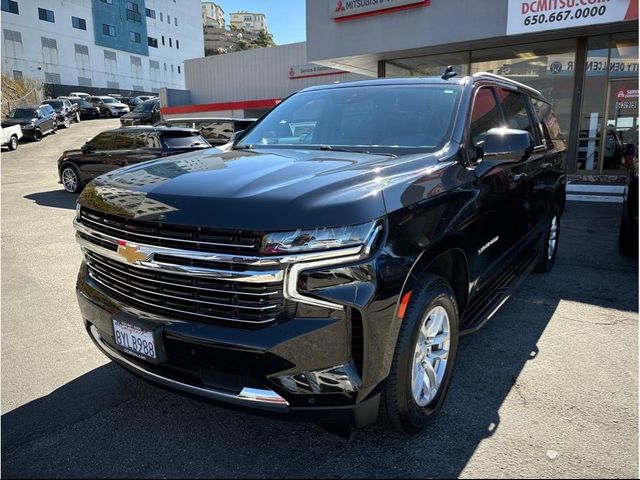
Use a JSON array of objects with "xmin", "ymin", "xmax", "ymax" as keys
[
  {"xmin": 8, "ymin": 135, "xmax": 18, "ymax": 150},
  {"xmin": 63, "ymin": 117, "xmax": 71, "ymax": 128},
  {"xmin": 33, "ymin": 129, "xmax": 43, "ymax": 142},
  {"xmin": 380, "ymin": 274, "xmax": 459, "ymax": 433},
  {"xmin": 74, "ymin": 111, "xmax": 80, "ymax": 123},
  {"xmin": 535, "ymin": 208, "xmax": 560, "ymax": 273},
  {"xmin": 61, "ymin": 165, "xmax": 82, "ymax": 193},
  {"xmin": 105, "ymin": 110, "xmax": 112, "ymax": 118}
]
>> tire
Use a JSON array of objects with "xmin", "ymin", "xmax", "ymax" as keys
[
  {"xmin": 51, "ymin": 122, "xmax": 57, "ymax": 134},
  {"xmin": 535, "ymin": 207, "xmax": 560, "ymax": 273},
  {"xmin": 75, "ymin": 111, "xmax": 81, "ymax": 123},
  {"xmin": 33, "ymin": 129, "xmax": 43, "ymax": 142},
  {"xmin": 60, "ymin": 165, "xmax": 83, "ymax": 193},
  {"xmin": 63, "ymin": 117, "xmax": 70, "ymax": 128},
  {"xmin": 105, "ymin": 110, "xmax": 112, "ymax": 118},
  {"xmin": 380, "ymin": 274, "xmax": 459, "ymax": 434},
  {"xmin": 619, "ymin": 214, "xmax": 638, "ymax": 257},
  {"xmin": 8, "ymin": 135, "xmax": 18, "ymax": 151}
]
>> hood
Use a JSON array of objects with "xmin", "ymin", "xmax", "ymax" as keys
[
  {"xmin": 2, "ymin": 118, "xmax": 34, "ymax": 127},
  {"xmin": 79, "ymin": 148, "xmax": 447, "ymax": 231},
  {"xmin": 121, "ymin": 112, "xmax": 150, "ymax": 120},
  {"xmin": 109, "ymin": 103, "xmax": 128, "ymax": 109}
]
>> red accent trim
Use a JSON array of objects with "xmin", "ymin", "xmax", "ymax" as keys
[
  {"xmin": 334, "ymin": 0, "xmax": 429, "ymax": 22},
  {"xmin": 397, "ymin": 291, "xmax": 413, "ymax": 319},
  {"xmin": 289, "ymin": 70, "xmax": 349, "ymax": 80},
  {"xmin": 161, "ymin": 98, "xmax": 282, "ymax": 115},
  {"xmin": 625, "ymin": 0, "xmax": 638, "ymax": 20}
]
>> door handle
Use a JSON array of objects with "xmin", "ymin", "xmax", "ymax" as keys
[{"xmin": 540, "ymin": 162, "xmax": 552, "ymax": 169}]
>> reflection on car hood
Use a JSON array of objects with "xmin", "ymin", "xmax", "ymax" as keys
[
  {"xmin": 79, "ymin": 148, "xmax": 446, "ymax": 230},
  {"xmin": 121, "ymin": 112, "xmax": 150, "ymax": 119}
]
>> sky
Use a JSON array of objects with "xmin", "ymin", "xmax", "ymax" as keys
[{"xmin": 206, "ymin": 0, "xmax": 307, "ymax": 45}]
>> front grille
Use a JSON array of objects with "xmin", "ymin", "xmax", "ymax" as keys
[
  {"xmin": 85, "ymin": 250, "xmax": 285, "ymax": 325},
  {"xmin": 80, "ymin": 207, "xmax": 263, "ymax": 254}
]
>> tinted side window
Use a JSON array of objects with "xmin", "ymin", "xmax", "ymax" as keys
[
  {"xmin": 470, "ymin": 87, "xmax": 502, "ymax": 145},
  {"xmin": 531, "ymin": 97, "xmax": 565, "ymax": 150},
  {"xmin": 114, "ymin": 132, "xmax": 140, "ymax": 149},
  {"xmin": 88, "ymin": 132, "xmax": 114, "ymax": 150},
  {"xmin": 199, "ymin": 121, "xmax": 234, "ymax": 143},
  {"xmin": 496, "ymin": 89, "xmax": 541, "ymax": 145}
]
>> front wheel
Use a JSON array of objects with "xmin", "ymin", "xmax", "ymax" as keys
[
  {"xmin": 8, "ymin": 135, "xmax": 18, "ymax": 150},
  {"xmin": 535, "ymin": 209, "xmax": 560, "ymax": 273},
  {"xmin": 63, "ymin": 117, "xmax": 70, "ymax": 128},
  {"xmin": 33, "ymin": 129, "xmax": 43, "ymax": 142},
  {"xmin": 60, "ymin": 165, "xmax": 82, "ymax": 193},
  {"xmin": 105, "ymin": 110, "xmax": 112, "ymax": 118},
  {"xmin": 380, "ymin": 274, "xmax": 459, "ymax": 434},
  {"xmin": 75, "ymin": 111, "xmax": 80, "ymax": 123}
]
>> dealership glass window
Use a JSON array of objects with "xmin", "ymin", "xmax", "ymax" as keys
[
  {"xmin": 386, "ymin": 51, "xmax": 470, "ymax": 78},
  {"xmin": 2, "ymin": 0, "xmax": 19, "ymax": 14},
  {"xmin": 577, "ymin": 33, "xmax": 638, "ymax": 173}
]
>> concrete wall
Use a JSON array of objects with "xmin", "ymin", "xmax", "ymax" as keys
[{"xmin": 184, "ymin": 42, "xmax": 370, "ymax": 106}]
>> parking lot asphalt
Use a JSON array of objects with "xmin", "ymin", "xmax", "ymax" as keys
[{"xmin": 1, "ymin": 119, "xmax": 638, "ymax": 479}]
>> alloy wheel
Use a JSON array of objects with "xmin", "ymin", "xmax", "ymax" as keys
[
  {"xmin": 411, "ymin": 305, "xmax": 451, "ymax": 407},
  {"xmin": 548, "ymin": 216, "xmax": 558, "ymax": 260},
  {"xmin": 62, "ymin": 168, "xmax": 78, "ymax": 193},
  {"xmin": 9, "ymin": 136, "xmax": 18, "ymax": 150}
]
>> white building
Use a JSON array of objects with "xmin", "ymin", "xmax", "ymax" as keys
[
  {"xmin": 1, "ymin": 0, "xmax": 203, "ymax": 94},
  {"xmin": 229, "ymin": 11, "xmax": 267, "ymax": 34},
  {"xmin": 202, "ymin": 1, "xmax": 224, "ymax": 29}
]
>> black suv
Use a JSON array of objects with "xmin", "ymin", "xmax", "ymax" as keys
[
  {"xmin": 74, "ymin": 74, "xmax": 566, "ymax": 432},
  {"xmin": 58, "ymin": 127, "xmax": 210, "ymax": 193},
  {"xmin": 69, "ymin": 98, "xmax": 102, "ymax": 120},
  {"xmin": 42, "ymin": 99, "xmax": 79, "ymax": 128},
  {"xmin": 120, "ymin": 99, "xmax": 161, "ymax": 127},
  {"xmin": 2, "ymin": 104, "xmax": 57, "ymax": 141}
]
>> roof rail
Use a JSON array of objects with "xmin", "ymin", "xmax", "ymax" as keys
[{"xmin": 472, "ymin": 71, "xmax": 543, "ymax": 97}]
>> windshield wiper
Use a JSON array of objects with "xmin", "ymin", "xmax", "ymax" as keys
[{"xmin": 318, "ymin": 145, "xmax": 396, "ymax": 157}]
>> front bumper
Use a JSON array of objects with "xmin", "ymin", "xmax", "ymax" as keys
[{"xmin": 77, "ymin": 274, "xmax": 382, "ymax": 427}]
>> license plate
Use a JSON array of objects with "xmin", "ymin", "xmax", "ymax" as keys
[{"xmin": 113, "ymin": 319, "xmax": 157, "ymax": 362}]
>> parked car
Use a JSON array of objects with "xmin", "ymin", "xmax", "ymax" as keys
[
  {"xmin": 42, "ymin": 99, "xmax": 79, "ymax": 127},
  {"xmin": 58, "ymin": 127, "xmax": 211, "ymax": 193},
  {"xmin": 120, "ymin": 99, "xmax": 161, "ymax": 127},
  {"xmin": 137, "ymin": 95, "xmax": 156, "ymax": 102},
  {"xmin": 619, "ymin": 156, "xmax": 638, "ymax": 256},
  {"xmin": 70, "ymin": 92, "xmax": 91, "ymax": 100},
  {"xmin": 2, "ymin": 104, "xmax": 57, "ymax": 141},
  {"xmin": 88, "ymin": 96, "xmax": 130, "ymax": 118},
  {"xmin": 121, "ymin": 96, "xmax": 144, "ymax": 109},
  {"xmin": 69, "ymin": 98, "xmax": 102, "ymax": 120},
  {"xmin": 155, "ymin": 117, "xmax": 256, "ymax": 145},
  {"xmin": 1, "ymin": 124, "xmax": 23, "ymax": 150},
  {"xmin": 73, "ymin": 73, "xmax": 566, "ymax": 433}
]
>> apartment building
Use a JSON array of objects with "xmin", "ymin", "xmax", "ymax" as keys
[
  {"xmin": 1, "ymin": 0, "xmax": 203, "ymax": 94},
  {"xmin": 229, "ymin": 11, "xmax": 267, "ymax": 34},
  {"xmin": 202, "ymin": 1, "xmax": 224, "ymax": 29}
]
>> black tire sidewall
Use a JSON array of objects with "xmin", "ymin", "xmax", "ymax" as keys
[
  {"xmin": 536, "ymin": 207, "xmax": 560, "ymax": 273},
  {"xmin": 33, "ymin": 129, "xmax": 43, "ymax": 141},
  {"xmin": 9, "ymin": 136, "xmax": 18, "ymax": 150}
]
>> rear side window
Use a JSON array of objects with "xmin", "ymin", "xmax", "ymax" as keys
[
  {"xmin": 198, "ymin": 121, "xmax": 234, "ymax": 143},
  {"xmin": 161, "ymin": 133, "xmax": 209, "ymax": 148},
  {"xmin": 470, "ymin": 87, "xmax": 502, "ymax": 146},
  {"xmin": 88, "ymin": 132, "xmax": 115, "ymax": 150},
  {"xmin": 115, "ymin": 132, "xmax": 149, "ymax": 149},
  {"xmin": 496, "ymin": 89, "xmax": 542, "ymax": 146}
]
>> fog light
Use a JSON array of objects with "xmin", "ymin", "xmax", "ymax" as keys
[{"xmin": 275, "ymin": 363, "xmax": 362, "ymax": 394}]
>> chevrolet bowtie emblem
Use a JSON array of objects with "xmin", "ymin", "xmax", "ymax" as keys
[{"xmin": 117, "ymin": 240, "xmax": 148, "ymax": 264}]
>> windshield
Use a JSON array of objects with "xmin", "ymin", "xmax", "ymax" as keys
[
  {"xmin": 162, "ymin": 133, "xmax": 210, "ymax": 149},
  {"xmin": 9, "ymin": 108, "xmax": 37, "ymax": 119},
  {"xmin": 75, "ymin": 100, "xmax": 92, "ymax": 107},
  {"xmin": 238, "ymin": 85, "xmax": 462, "ymax": 154},
  {"xmin": 134, "ymin": 101, "xmax": 157, "ymax": 113},
  {"xmin": 43, "ymin": 101, "xmax": 63, "ymax": 109},
  {"xmin": 102, "ymin": 97, "xmax": 117, "ymax": 104}
]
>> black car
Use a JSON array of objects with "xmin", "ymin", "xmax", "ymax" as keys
[
  {"xmin": 155, "ymin": 117, "xmax": 256, "ymax": 145},
  {"xmin": 74, "ymin": 74, "xmax": 566, "ymax": 433},
  {"xmin": 120, "ymin": 99, "xmax": 161, "ymax": 127},
  {"xmin": 122, "ymin": 96, "xmax": 144, "ymax": 109},
  {"xmin": 42, "ymin": 99, "xmax": 79, "ymax": 128},
  {"xmin": 69, "ymin": 98, "xmax": 102, "ymax": 120},
  {"xmin": 2, "ymin": 104, "xmax": 57, "ymax": 141},
  {"xmin": 58, "ymin": 127, "xmax": 211, "ymax": 193}
]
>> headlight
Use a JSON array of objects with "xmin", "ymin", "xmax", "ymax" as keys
[{"xmin": 261, "ymin": 221, "xmax": 377, "ymax": 255}]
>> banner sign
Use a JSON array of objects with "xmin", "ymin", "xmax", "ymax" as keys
[
  {"xmin": 507, "ymin": 0, "xmax": 638, "ymax": 35},
  {"xmin": 288, "ymin": 64, "xmax": 348, "ymax": 79},
  {"xmin": 332, "ymin": 0, "xmax": 429, "ymax": 22}
]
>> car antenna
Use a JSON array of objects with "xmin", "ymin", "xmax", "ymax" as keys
[{"xmin": 441, "ymin": 65, "xmax": 458, "ymax": 80}]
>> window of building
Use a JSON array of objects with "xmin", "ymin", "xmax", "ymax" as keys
[
  {"xmin": 167, "ymin": 15, "xmax": 170, "ymax": 24},
  {"xmin": 174, "ymin": 17, "xmax": 178, "ymax": 26},
  {"xmin": 103, "ymin": 24, "xmax": 116, "ymax": 37},
  {"xmin": 178, "ymin": 65, "xmax": 181, "ymax": 74},
  {"xmin": 163, "ymin": 62, "xmax": 167, "ymax": 71},
  {"xmin": 13, "ymin": 70, "xmax": 22, "ymax": 80},
  {"xmin": 104, "ymin": 50, "xmax": 118, "ymax": 79},
  {"xmin": 159, "ymin": 12, "xmax": 163, "ymax": 21},
  {"xmin": 41, "ymin": 37, "xmax": 59, "ymax": 69},
  {"xmin": 176, "ymin": 39, "xmax": 179, "ymax": 50},
  {"xmin": 148, "ymin": 37, "xmax": 158, "ymax": 48},
  {"xmin": 78, "ymin": 76, "xmax": 92, "ymax": 87},
  {"xmin": 161, "ymin": 36, "xmax": 165, "ymax": 46},
  {"xmin": 386, "ymin": 51, "xmax": 470, "ymax": 77},
  {"xmin": 129, "ymin": 31, "xmax": 141, "ymax": 43},
  {"xmin": 106, "ymin": 81, "xmax": 119, "ymax": 89},
  {"xmin": 2, "ymin": 29, "xmax": 23, "ymax": 60},
  {"xmin": 72, "ymin": 17, "xmax": 86, "ymax": 30},
  {"xmin": 44, "ymin": 72, "xmax": 61, "ymax": 84},
  {"xmin": 74, "ymin": 44, "xmax": 90, "ymax": 71},
  {"xmin": 38, "ymin": 8, "xmax": 55, "ymax": 23},
  {"xmin": 126, "ymin": 1, "xmax": 141, "ymax": 22},
  {"xmin": 169, "ymin": 38, "xmax": 172, "ymax": 47},
  {"xmin": 100, "ymin": 0, "xmax": 113, "ymax": 4},
  {"xmin": 170, "ymin": 64, "xmax": 174, "ymax": 73},
  {"xmin": 145, "ymin": 8, "xmax": 155, "ymax": 19},
  {"xmin": 1, "ymin": 0, "xmax": 19, "ymax": 15},
  {"xmin": 149, "ymin": 60, "xmax": 160, "ymax": 82},
  {"xmin": 130, "ymin": 55, "xmax": 142, "ymax": 78},
  {"xmin": 470, "ymin": 87, "xmax": 502, "ymax": 145}
]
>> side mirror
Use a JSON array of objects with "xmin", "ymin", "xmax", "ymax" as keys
[
  {"xmin": 476, "ymin": 128, "xmax": 534, "ymax": 163},
  {"xmin": 81, "ymin": 143, "xmax": 95, "ymax": 153}
]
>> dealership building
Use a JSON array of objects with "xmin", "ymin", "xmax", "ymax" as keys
[{"xmin": 163, "ymin": 0, "xmax": 638, "ymax": 189}]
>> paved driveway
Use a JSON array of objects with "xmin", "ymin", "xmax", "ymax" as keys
[{"xmin": 1, "ymin": 119, "xmax": 638, "ymax": 478}]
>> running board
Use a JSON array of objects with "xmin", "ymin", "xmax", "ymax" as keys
[{"xmin": 460, "ymin": 250, "xmax": 538, "ymax": 336}]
